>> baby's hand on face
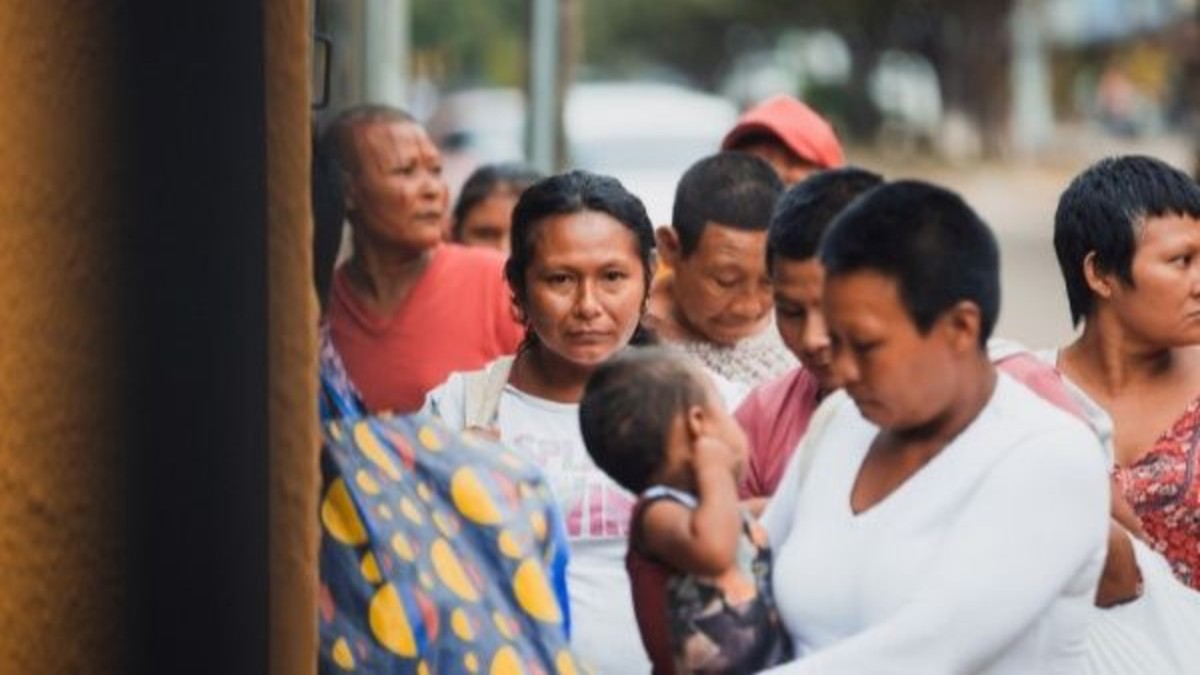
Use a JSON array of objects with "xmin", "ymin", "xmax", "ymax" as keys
[{"xmin": 692, "ymin": 435, "xmax": 742, "ymax": 477}]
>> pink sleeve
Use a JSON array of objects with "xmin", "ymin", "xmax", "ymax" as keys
[
  {"xmin": 735, "ymin": 390, "xmax": 769, "ymax": 499},
  {"xmin": 996, "ymin": 354, "xmax": 1086, "ymax": 422}
]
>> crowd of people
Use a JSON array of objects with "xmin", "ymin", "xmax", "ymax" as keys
[{"xmin": 313, "ymin": 93, "xmax": 1200, "ymax": 674}]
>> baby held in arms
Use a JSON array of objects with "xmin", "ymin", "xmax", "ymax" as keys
[{"xmin": 580, "ymin": 347, "xmax": 792, "ymax": 675}]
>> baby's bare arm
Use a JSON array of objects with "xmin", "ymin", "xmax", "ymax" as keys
[{"xmin": 640, "ymin": 438, "xmax": 743, "ymax": 576}]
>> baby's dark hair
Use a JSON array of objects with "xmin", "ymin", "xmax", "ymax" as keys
[{"xmin": 580, "ymin": 347, "xmax": 710, "ymax": 495}]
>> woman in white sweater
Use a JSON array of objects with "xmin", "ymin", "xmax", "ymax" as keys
[{"xmin": 760, "ymin": 181, "xmax": 1110, "ymax": 674}]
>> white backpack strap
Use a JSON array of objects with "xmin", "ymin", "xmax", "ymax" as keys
[
  {"xmin": 461, "ymin": 370, "xmax": 489, "ymax": 429},
  {"xmin": 463, "ymin": 356, "xmax": 515, "ymax": 430}
]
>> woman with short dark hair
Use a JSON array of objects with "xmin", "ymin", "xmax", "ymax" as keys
[
  {"xmin": 762, "ymin": 181, "xmax": 1109, "ymax": 673},
  {"xmin": 1051, "ymin": 155, "xmax": 1200, "ymax": 590}
]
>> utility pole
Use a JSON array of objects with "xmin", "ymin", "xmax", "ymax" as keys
[
  {"xmin": 315, "ymin": 0, "xmax": 411, "ymax": 127},
  {"xmin": 364, "ymin": 0, "xmax": 410, "ymax": 106},
  {"xmin": 527, "ymin": 0, "xmax": 561, "ymax": 173}
]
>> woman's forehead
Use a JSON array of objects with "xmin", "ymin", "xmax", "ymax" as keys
[
  {"xmin": 824, "ymin": 271, "xmax": 908, "ymax": 326},
  {"xmin": 1137, "ymin": 213, "xmax": 1200, "ymax": 246},
  {"xmin": 354, "ymin": 121, "xmax": 437, "ymax": 165},
  {"xmin": 530, "ymin": 212, "xmax": 639, "ymax": 256}
]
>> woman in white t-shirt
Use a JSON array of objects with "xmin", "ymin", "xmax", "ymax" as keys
[
  {"xmin": 425, "ymin": 171, "xmax": 742, "ymax": 674},
  {"xmin": 761, "ymin": 181, "xmax": 1110, "ymax": 674}
]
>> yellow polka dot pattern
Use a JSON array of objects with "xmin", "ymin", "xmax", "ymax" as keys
[
  {"xmin": 369, "ymin": 584, "xmax": 418, "ymax": 657},
  {"xmin": 491, "ymin": 645, "xmax": 525, "ymax": 675},
  {"xmin": 417, "ymin": 425, "xmax": 443, "ymax": 451},
  {"xmin": 327, "ymin": 422, "xmax": 344, "ymax": 443},
  {"xmin": 512, "ymin": 559, "xmax": 561, "ymax": 623},
  {"xmin": 391, "ymin": 533, "xmax": 415, "ymax": 562},
  {"xmin": 452, "ymin": 607, "xmax": 475, "ymax": 642},
  {"xmin": 355, "ymin": 470, "xmax": 380, "ymax": 495},
  {"xmin": 321, "ymin": 478, "xmax": 368, "ymax": 546},
  {"xmin": 556, "ymin": 650, "xmax": 580, "ymax": 675},
  {"xmin": 360, "ymin": 552, "xmax": 382, "ymax": 585},
  {"xmin": 331, "ymin": 637, "xmax": 354, "ymax": 670},
  {"xmin": 432, "ymin": 538, "xmax": 480, "ymax": 602},
  {"xmin": 433, "ymin": 510, "xmax": 461, "ymax": 538},
  {"xmin": 399, "ymin": 497, "xmax": 424, "ymax": 525},
  {"xmin": 529, "ymin": 512, "xmax": 547, "ymax": 541},
  {"xmin": 417, "ymin": 481, "xmax": 434, "ymax": 503},
  {"xmin": 497, "ymin": 530, "xmax": 523, "ymax": 559},
  {"xmin": 451, "ymin": 467, "xmax": 504, "ymax": 525},
  {"xmin": 353, "ymin": 421, "xmax": 402, "ymax": 480},
  {"xmin": 493, "ymin": 611, "xmax": 517, "ymax": 640},
  {"xmin": 320, "ymin": 413, "xmax": 576, "ymax": 672}
]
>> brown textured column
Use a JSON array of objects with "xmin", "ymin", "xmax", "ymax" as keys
[
  {"xmin": 0, "ymin": 2, "xmax": 125, "ymax": 673},
  {"xmin": 0, "ymin": 3, "xmax": 319, "ymax": 672},
  {"xmin": 265, "ymin": 0, "xmax": 320, "ymax": 673}
]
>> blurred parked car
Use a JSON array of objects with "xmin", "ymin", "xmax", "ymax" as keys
[
  {"xmin": 425, "ymin": 88, "xmax": 527, "ymax": 200},
  {"xmin": 567, "ymin": 81, "xmax": 738, "ymax": 225},
  {"xmin": 424, "ymin": 81, "xmax": 738, "ymax": 224}
]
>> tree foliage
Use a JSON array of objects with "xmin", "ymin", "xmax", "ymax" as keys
[
  {"xmin": 582, "ymin": 0, "xmax": 1015, "ymax": 151},
  {"xmin": 411, "ymin": 0, "xmax": 528, "ymax": 87},
  {"xmin": 413, "ymin": 0, "xmax": 1017, "ymax": 150}
]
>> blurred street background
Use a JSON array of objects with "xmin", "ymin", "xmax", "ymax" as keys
[{"xmin": 315, "ymin": 0, "xmax": 1200, "ymax": 350}]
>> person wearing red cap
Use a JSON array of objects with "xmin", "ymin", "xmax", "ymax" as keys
[{"xmin": 721, "ymin": 95, "xmax": 844, "ymax": 186}]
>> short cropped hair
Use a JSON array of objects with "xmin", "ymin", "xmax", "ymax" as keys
[
  {"xmin": 671, "ymin": 152, "xmax": 783, "ymax": 256},
  {"xmin": 580, "ymin": 347, "xmax": 709, "ymax": 495},
  {"xmin": 820, "ymin": 180, "xmax": 1000, "ymax": 346},
  {"xmin": 319, "ymin": 103, "xmax": 416, "ymax": 189},
  {"xmin": 767, "ymin": 167, "xmax": 884, "ymax": 271},
  {"xmin": 1054, "ymin": 155, "xmax": 1200, "ymax": 326}
]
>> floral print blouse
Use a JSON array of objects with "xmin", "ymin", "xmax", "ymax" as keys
[{"xmin": 1115, "ymin": 395, "xmax": 1200, "ymax": 590}]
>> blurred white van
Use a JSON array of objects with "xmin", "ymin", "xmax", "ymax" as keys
[
  {"xmin": 567, "ymin": 82, "xmax": 738, "ymax": 225},
  {"xmin": 425, "ymin": 81, "xmax": 738, "ymax": 224}
]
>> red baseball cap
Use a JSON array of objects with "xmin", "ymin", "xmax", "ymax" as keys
[{"xmin": 721, "ymin": 95, "xmax": 844, "ymax": 169}]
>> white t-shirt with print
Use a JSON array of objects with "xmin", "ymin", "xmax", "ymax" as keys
[{"xmin": 424, "ymin": 359, "xmax": 744, "ymax": 674}]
